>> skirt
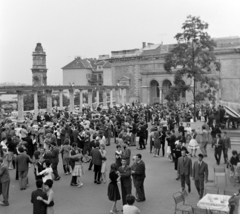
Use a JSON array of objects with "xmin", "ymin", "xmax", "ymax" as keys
[
  {"xmin": 107, "ymin": 183, "xmax": 121, "ymax": 201},
  {"xmin": 72, "ymin": 165, "xmax": 84, "ymax": 176},
  {"xmin": 188, "ymin": 139, "xmax": 199, "ymax": 150},
  {"xmin": 101, "ymin": 161, "xmax": 107, "ymax": 173}
]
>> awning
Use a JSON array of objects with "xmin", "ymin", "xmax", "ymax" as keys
[{"xmin": 224, "ymin": 106, "xmax": 240, "ymax": 118}]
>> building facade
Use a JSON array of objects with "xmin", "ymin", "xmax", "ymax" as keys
[{"xmin": 107, "ymin": 37, "xmax": 240, "ymax": 110}]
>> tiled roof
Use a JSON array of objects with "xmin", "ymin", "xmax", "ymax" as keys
[
  {"xmin": 102, "ymin": 61, "xmax": 111, "ymax": 68},
  {"xmin": 62, "ymin": 57, "xmax": 93, "ymax": 70}
]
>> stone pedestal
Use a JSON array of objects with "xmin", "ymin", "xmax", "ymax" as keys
[
  {"xmin": 110, "ymin": 90, "xmax": 113, "ymax": 107},
  {"xmin": 17, "ymin": 91, "xmax": 24, "ymax": 121},
  {"xmin": 34, "ymin": 91, "xmax": 38, "ymax": 119},
  {"xmin": 46, "ymin": 90, "xmax": 52, "ymax": 114},
  {"xmin": 103, "ymin": 89, "xmax": 107, "ymax": 106},
  {"xmin": 69, "ymin": 89, "xmax": 74, "ymax": 113}
]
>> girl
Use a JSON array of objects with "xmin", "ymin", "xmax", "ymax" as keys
[
  {"xmin": 115, "ymin": 145, "xmax": 122, "ymax": 169},
  {"xmin": 185, "ymin": 123, "xmax": 192, "ymax": 144},
  {"xmin": 70, "ymin": 148, "xmax": 84, "ymax": 187},
  {"xmin": 100, "ymin": 144, "xmax": 107, "ymax": 183},
  {"xmin": 188, "ymin": 129, "xmax": 199, "ymax": 157},
  {"xmin": 107, "ymin": 163, "xmax": 121, "ymax": 214}
]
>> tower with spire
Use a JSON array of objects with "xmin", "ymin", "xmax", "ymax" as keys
[{"xmin": 31, "ymin": 43, "xmax": 47, "ymax": 86}]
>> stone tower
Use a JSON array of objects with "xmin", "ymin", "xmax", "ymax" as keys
[{"xmin": 31, "ymin": 43, "xmax": 47, "ymax": 86}]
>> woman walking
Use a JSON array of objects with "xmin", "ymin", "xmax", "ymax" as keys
[
  {"xmin": 107, "ymin": 163, "xmax": 121, "ymax": 214},
  {"xmin": 60, "ymin": 139, "xmax": 71, "ymax": 175},
  {"xmin": 115, "ymin": 145, "xmax": 122, "ymax": 169}
]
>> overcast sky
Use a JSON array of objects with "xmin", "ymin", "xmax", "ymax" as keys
[{"xmin": 1, "ymin": 0, "xmax": 240, "ymax": 85}]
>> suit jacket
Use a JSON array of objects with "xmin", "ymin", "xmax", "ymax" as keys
[
  {"xmin": 177, "ymin": 156, "xmax": 192, "ymax": 176},
  {"xmin": 50, "ymin": 147, "xmax": 59, "ymax": 163},
  {"xmin": 222, "ymin": 136, "xmax": 231, "ymax": 149},
  {"xmin": 213, "ymin": 138, "xmax": 223, "ymax": 148},
  {"xmin": 0, "ymin": 164, "xmax": 10, "ymax": 183},
  {"xmin": 118, "ymin": 165, "xmax": 132, "ymax": 188},
  {"xmin": 91, "ymin": 148, "xmax": 102, "ymax": 166},
  {"xmin": 16, "ymin": 153, "xmax": 32, "ymax": 172},
  {"xmin": 132, "ymin": 160, "xmax": 146, "ymax": 181},
  {"xmin": 192, "ymin": 161, "xmax": 208, "ymax": 181},
  {"xmin": 31, "ymin": 189, "xmax": 48, "ymax": 214}
]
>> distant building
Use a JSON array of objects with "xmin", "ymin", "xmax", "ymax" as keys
[{"xmin": 31, "ymin": 43, "xmax": 48, "ymax": 86}]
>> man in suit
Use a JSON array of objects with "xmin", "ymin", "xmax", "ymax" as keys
[
  {"xmin": 177, "ymin": 150, "xmax": 192, "ymax": 193},
  {"xmin": 213, "ymin": 133, "xmax": 223, "ymax": 165},
  {"xmin": 31, "ymin": 179, "xmax": 48, "ymax": 214},
  {"xmin": 210, "ymin": 119, "xmax": 221, "ymax": 145},
  {"xmin": 15, "ymin": 147, "xmax": 32, "ymax": 190},
  {"xmin": 0, "ymin": 157, "xmax": 10, "ymax": 206},
  {"xmin": 222, "ymin": 132, "xmax": 231, "ymax": 164},
  {"xmin": 131, "ymin": 154, "xmax": 146, "ymax": 202},
  {"xmin": 170, "ymin": 130, "xmax": 177, "ymax": 161},
  {"xmin": 49, "ymin": 142, "xmax": 60, "ymax": 181},
  {"xmin": 91, "ymin": 142, "xmax": 102, "ymax": 184},
  {"xmin": 192, "ymin": 154, "xmax": 208, "ymax": 199},
  {"xmin": 118, "ymin": 158, "xmax": 132, "ymax": 205}
]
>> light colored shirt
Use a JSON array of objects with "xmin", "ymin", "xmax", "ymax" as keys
[
  {"xmin": 39, "ymin": 167, "xmax": 53, "ymax": 183},
  {"xmin": 123, "ymin": 205, "xmax": 140, "ymax": 214}
]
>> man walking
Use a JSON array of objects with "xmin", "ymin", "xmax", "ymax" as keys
[
  {"xmin": 31, "ymin": 179, "xmax": 48, "ymax": 214},
  {"xmin": 192, "ymin": 154, "xmax": 208, "ymax": 199},
  {"xmin": 0, "ymin": 157, "xmax": 10, "ymax": 206},
  {"xmin": 118, "ymin": 158, "xmax": 132, "ymax": 205},
  {"xmin": 91, "ymin": 142, "xmax": 102, "ymax": 184},
  {"xmin": 131, "ymin": 154, "xmax": 146, "ymax": 202},
  {"xmin": 177, "ymin": 150, "xmax": 192, "ymax": 193},
  {"xmin": 200, "ymin": 126, "xmax": 208, "ymax": 157},
  {"xmin": 213, "ymin": 133, "xmax": 223, "ymax": 165},
  {"xmin": 15, "ymin": 147, "xmax": 32, "ymax": 190},
  {"xmin": 222, "ymin": 132, "xmax": 231, "ymax": 164}
]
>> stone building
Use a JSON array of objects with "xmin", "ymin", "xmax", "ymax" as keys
[
  {"xmin": 107, "ymin": 37, "xmax": 240, "ymax": 110},
  {"xmin": 31, "ymin": 43, "xmax": 48, "ymax": 86}
]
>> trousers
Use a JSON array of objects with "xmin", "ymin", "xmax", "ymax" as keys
[
  {"xmin": 1, "ymin": 180, "xmax": 10, "ymax": 204},
  {"xmin": 52, "ymin": 162, "xmax": 60, "ymax": 179},
  {"xmin": 214, "ymin": 147, "xmax": 222, "ymax": 165},
  {"xmin": 194, "ymin": 179, "xmax": 204, "ymax": 198},
  {"xmin": 180, "ymin": 174, "xmax": 191, "ymax": 189},
  {"xmin": 19, "ymin": 170, "xmax": 28, "ymax": 189},
  {"xmin": 222, "ymin": 147, "xmax": 229, "ymax": 163},
  {"xmin": 121, "ymin": 184, "xmax": 132, "ymax": 205},
  {"xmin": 135, "ymin": 179, "xmax": 145, "ymax": 201}
]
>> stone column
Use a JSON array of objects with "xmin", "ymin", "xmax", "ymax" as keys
[
  {"xmin": 17, "ymin": 91, "xmax": 24, "ymax": 121},
  {"xmin": 121, "ymin": 88, "xmax": 124, "ymax": 105},
  {"xmin": 96, "ymin": 90, "xmax": 99, "ymax": 107},
  {"xmin": 46, "ymin": 90, "xmax": 52, "ymax": 114},
  {"xmin": 159, "ymin": 87, "xmax": 162, "ymax": 104},
  {"xmin": 115, "ymin": 88, "xmax": 119, "ymax": 104},
  {"xmin": 88, "ymin": 90, "xmax": 92, "ymax": 109},
  {"xmin": 69, "ymin": 89, "xmax": 74, "ymax": 113},
  {"xmin": 34, "ymin": 91, "xmax": 38, "ymax": 119},
  {"xmin": 110, "ymin": 89, "xmax": 113, "ymax": 107},
  {"xmin": 79, "ymin": 90, "xmax": 83, "ymax": 112},
  {"xmin": 103, "ymin": 89, "xmax": 107, "ymax": 106},
  {"xmin": 59, "ymin": 90, "xmax": 63, "ymax": 110}
]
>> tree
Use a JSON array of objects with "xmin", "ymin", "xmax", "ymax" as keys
[{"xmin": 164, "ymin": 15, "xmax": 221, "ymax": 121}]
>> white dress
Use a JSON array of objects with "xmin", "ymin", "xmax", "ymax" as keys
[{"xmin": 188, "ymin": 134, "xmax": 199, "ymax": 150}]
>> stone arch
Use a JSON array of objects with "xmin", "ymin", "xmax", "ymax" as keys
[
  {"xmin": 150, "ymin": 79, "xmax": 160, "ymax": 104},
  {"xmin": 162, "ymin": 79, "xmax": 172, "ymax": 99}
]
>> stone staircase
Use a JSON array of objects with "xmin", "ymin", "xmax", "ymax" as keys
[{"xmin": 231, "ymin": 137, "xmax": 240, "ymax": 145}]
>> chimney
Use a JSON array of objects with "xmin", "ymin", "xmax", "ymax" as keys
[
  {"xmin": 142, "ymin": 42, "xmax": 146, "ymax": 48},
  {"xmin": 148, "ymin": 43, "xmax": 154, "ymax": 46}
]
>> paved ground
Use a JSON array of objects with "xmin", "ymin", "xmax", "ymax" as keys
[{"xmin": 1, "ymin": 139, "xmax": 240, "ymax": 214}]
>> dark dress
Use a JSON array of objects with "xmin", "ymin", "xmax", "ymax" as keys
[{"xmin": 107, "ymin": 171, "xmax": 121, "ymax": 201}]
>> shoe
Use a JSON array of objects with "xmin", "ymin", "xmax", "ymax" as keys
[
  {"xmin": 77, "ymin": 183, "xmax": 83, "ymax": 188},
  {"xmin": 88, "ymin": 168, "xmax": 92, "ymax": 171},
  {"xmin": 54, "ymin": 177, "xmax": 61, "ymax": 181},
  {"xmin": 176, "ymin": 177, "xmax": 180, "ymax": 180},
  {"xmin": 70, "ymin": 183, "xmax": 78, "ymax": 186},
  {"xmin": 94, "ymin": 180, "xmax": 97, "ymax": 183},
  {"xmin": 8, "ymin": 167, "xmax": 13, "ymax": 170},
  {"xmin": 0, "ymin": 203, "xmax": 9, "ymax": 206},
  {"xmin": 110, "ymin": 210, "xmax": 115, "ymax": 214},
  {"xmin": 96, "ymin": 181, "xmax": 101, "ymax": 184}
]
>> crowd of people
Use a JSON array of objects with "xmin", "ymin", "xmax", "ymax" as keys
[{"xmin": 0, "ymin": 102, "xmax": 239, "ymax": 214}]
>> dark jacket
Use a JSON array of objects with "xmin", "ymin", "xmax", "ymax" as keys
[
  {"xmin": 91, "ymin": 148, "xmax": 102, "ymax": 166},
  {"xmin": 118, "ymin": 165, "xmax": 132, "ymax": 188},
  {"xmin": 31, "ymin": 189, "xmax": 48, "ymax": 214},
  {"xmin": 50, "ymin": 148, "xmax": 59, "ymax": 163},
  {"xmin": 132, "ymin": 160, "xmax": 146, "ymax": 181},
  {"xmin": 16, "ymin": 153, "xmax": 32, "ymax": 172}
]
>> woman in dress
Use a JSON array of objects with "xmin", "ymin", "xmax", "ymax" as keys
[
  {"xmin": 69, "ymin": 148, "xmax": 84, "ymax": 187},
  {"xmin": 60, "ymin": 139, "xmax": 71, "ymax": 175},
  {"xmin": 153, "ymin": 129, "xmax": 161, "ymax": 157},
  {"xmin": 100, "ymin": 144, "xmax": 107, "ymax": 183},
  {"xmin": 107, "ymin": 163, "xmax": 121, "ymax": 214},
  {"xmin": 115, "ymin": 145, "xmax": 122, "ymax": 169},
  {"xmin": 188, "ymin": 129, "xmax": 199, "ymax": 157},
  {"xmin": 37, "ymin": 179, "xmax": 55, "ymax": 214},
  {"xmin": 36, "ymin": 159, "xmax": 53, "ymax": 183}
]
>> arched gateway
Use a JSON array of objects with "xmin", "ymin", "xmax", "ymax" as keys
[
  {"xmin": 162, "ymin": 79, "xmax": 172, "ymax": 100},
  {"xmin": 150, "ymin": 80, "xmax": 160, "ymax": 104}
]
